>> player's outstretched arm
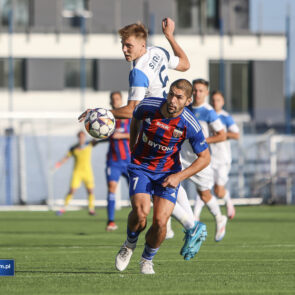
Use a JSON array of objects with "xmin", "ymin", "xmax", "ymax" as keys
[
  {"xmin": 162, "ymin": 148, "xmax": 211, "ymax": 188},
  {"xmin": 55, "ymin": 156, "xmax": 70, "ymax": 169},
  {"xmin": 162, "ymin": 17, "xmax": 190, "ymax": 72},
  {"xmin": 110, "ymin": 100, "xmax": 139, "ymax": 119},
  {"xmin": 78, "ymin": 108, "xmax": 92, "ymax": 122}
]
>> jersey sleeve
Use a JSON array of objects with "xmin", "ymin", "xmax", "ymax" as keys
[
  {"xmin": 225, "ymin": 115, "xmax": 240, "ymax": 133},
  {"xmin": 132, "ymin": 101, "xmax": 146, "ymax": 120},
  {"xmin": 157, "ymin": 47, "xmax": 179, "ymax": 70},
  {"xmin": 208, "ymin": 110, "xmax": 224, "ymax": 132},
  {"xmin": 128, "ymin": 68, "xmax": 149, "ymax": 101},
  {"xmin": 186, "ymin": 118, "xmax": 208, "ymax": 154}
]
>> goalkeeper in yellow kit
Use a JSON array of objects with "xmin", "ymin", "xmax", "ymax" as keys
[{"xmin": 55, "ymin": 131, "xmax": 99, "ymax": 215}]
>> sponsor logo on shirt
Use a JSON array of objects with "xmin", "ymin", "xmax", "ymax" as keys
[
  {"xmin": 156, "ymin": 121, "xmax": 170, "ymax": 130},
  {"xmin": 142, "ymin": 133, "xmax": 173, "ymax": 151}
]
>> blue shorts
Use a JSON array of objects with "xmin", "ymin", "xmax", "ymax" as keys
[
  {"xmin": 128, "ymin": 165, "xmax": 179, "ymax": 204},
  {"xmin": 106, "ymin": 161, "xmax": 129, "ymax": 183}
]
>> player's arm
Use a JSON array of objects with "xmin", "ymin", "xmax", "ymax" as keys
[
  {"xmin": 162, "ymin": 18, "xmax": 190, "ymax": 72},
  {"xmin": 226, "ymin": 120, "xmax": 240, "ymax": 140},
  {"xmin": 78, "ymin": 100, "xmax": 139, "ymax": 122},
  {"xmin": 206, "ymin": 116, "xmax": 226, "ymax": 144},
  {"xmin": 110, "ymin": 100, "xmax": 139, "ymax": 119},
  {"xmin": 112, "ymin": 132, "xmax": 130, "ymax": 140},
  {"xmin": 206, "ymin": 129, "xmax": 226, "ymax": 144},
  {"xmin": 227, "ymin": 131, "xmax": 240, "ymax": 140},
  {"xmin": 91, "ymin": 138, "xmax": 108, "ymax": 146},
  {"xmin": 162, "ymin": 148, "xmax": 210, "ymax": 188},
  {"xmin": 55, "ymin": 155, "xmax": 70, "ymax": 169},
  {"xmin": 129, "ymin": 117, "xmax": 141, "ymax": 152}
]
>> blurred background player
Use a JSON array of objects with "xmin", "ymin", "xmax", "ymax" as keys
[
  {"xmin": 209, "ymin": 90, "xmax": 240, "ymax": 219},
  {"xmin": 55, "ymin": 131, "xmax": 99, "ymax": 215},
  {"xmin": 181, "ymin": 78, "xmax": 228, "ymax": 242},
  {"xmin": 79, "ymin": 18, "xmax": 200, "ymax": 247},
  {"xmin": 105, "ymin": 91, "xmax": 131, "ymax": 231}
]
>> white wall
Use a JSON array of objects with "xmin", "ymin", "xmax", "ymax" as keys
[{"xmin": 0, "ymin": 32, "xmax": 286, "ymax": 113}]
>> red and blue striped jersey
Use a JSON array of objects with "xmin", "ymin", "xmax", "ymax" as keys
[
  {"xmin": 107, "ymin": 119, "xmax": 131, "ymax": 162},
  {"xmin": 131, "ymin": 98, "xmax": 208, "ymax": 173}
]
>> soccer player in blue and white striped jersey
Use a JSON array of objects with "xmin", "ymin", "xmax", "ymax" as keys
[
  {"xmin": 210, "ymin": 91, "xmax": 240, "ymax": 219},
  {"xmin": 181, "ymin": 79, "xmax": 228, "ymax": 242}
]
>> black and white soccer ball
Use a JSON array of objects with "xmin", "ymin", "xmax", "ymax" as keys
[{"xmin": 84, "ymin": 108, "xmax": 116, "ymax": 139}]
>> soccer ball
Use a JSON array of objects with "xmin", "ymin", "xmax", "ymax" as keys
[{"xmin": 84, "ymin": 108, "xmax": 115, "ymax": 139}]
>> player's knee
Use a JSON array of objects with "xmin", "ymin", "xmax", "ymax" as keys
[
  {"xmin": 108, "ymin": 181, "xmax": 117, "ymax": 193},
  {"xmin": 152, "ymin": 216, "xmax": 167, "ymax": 231},
  {"xmin": 214, "ymin": 185, "xmax": 225, "ymax": 198},
  {"xmin": 133, "ymin": 205, "xmax": 149, "ymax": 225}
]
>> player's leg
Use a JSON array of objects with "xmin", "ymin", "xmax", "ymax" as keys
[
  {"xmin": 57, "ymin": 171, "xmax": 80, "ymax": 215},
  {"xmin": 172, "ymin": 185, "xmax": 195, "ymax": 229},
  {"xmin": 116, "ymin": 193, "xmax": 151, "ymax": 271},
  {"xmin": 84, "ymin": 173, "xmax": 95, "ymax": 215},
  {"xmin": 142, "ymin": 195, "xmax": 175, "ymax": 274},
  {"xmin": 214, "ymin": 164, "xmax": 235, "ymax": 219},
  {"xmin": 174, "ymin": 185, "xmax": 207, "ymax": 260},
  {"xmin": 86, "ymin": 187, "xmax": 95, "ymax": 215},
  {"xmin": 105, "ymin": 162, "xmax": 122, "ymax": 230},
  {"xmin": 106, "ymin": 181, "xmax": 119, "ymax": 230},
  {"xmin": 193, "ymin": 192, "xmax": 205, "ymax": 221},
  {"xmin": 199, "ymin": 189, "xmax": 227, "ymax": 242},
  {"xmin": 115, "ymin": 168, "xmax": 152, "ymax": 272}
]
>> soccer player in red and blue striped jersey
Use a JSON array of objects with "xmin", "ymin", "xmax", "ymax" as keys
[
  {"xmin": 105, "ymin": 92, "xmax": 130, "ymax": 231},
  {"xmin": 115, "ymin": 79, "xmax": 211, "ymax": 274}
]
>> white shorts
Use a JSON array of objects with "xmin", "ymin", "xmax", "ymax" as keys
[
  {"xmin": 211, "ymin": 163, "xmax": 231, "ymax": 186},
  {"xmin": 188, "ymin": 165, "xmax": 214, "ymax": 192},
  {"xmin": 180, "ymin": 140, "xmax": 213, "ymax": 191}
]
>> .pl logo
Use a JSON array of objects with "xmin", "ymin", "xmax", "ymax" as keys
[{"xmin": 0, "ymin": 260, "xmax": 15, "ymax": 276}]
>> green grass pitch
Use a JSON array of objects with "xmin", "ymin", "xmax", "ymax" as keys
[{"xmin": 1, "ymin": 205, "xmax": 295, "ymax": 295}]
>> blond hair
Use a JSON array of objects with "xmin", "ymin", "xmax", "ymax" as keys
[{"xmin": 118, "ymin": 22, "xmax": 148, "ymax": 41}]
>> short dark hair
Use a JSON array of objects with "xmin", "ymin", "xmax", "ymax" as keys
[
  {"xmin": 110, "ymin": 91, "xmax": 122, "ymax": 99},
  {"xmin": 211, "ymin": 90, "xmax": 224, "ymax": 97},
  {"xmin": 170, "ymin": 79, "xmax": 193, "ymax": 98},
  {"xmin": 192, "ymin": 78, "xmax": 209, "ymax": 88}
]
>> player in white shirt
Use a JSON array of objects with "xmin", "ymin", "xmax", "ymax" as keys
[
  {"xmin": 181, "ymin": 79, "xmax": 229, "ymax": 242},
  {"xmin": 210, "ymin": 90, "xmax": 240, "ymax": 219},
  {"xmin": 79, "ymin": 19, "xmax": 205, "ymax": 259}
]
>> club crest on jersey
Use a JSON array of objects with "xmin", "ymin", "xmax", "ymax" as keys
[
  {"xmin": 156, "ymin": 121, "xmax": 170, "ymax": 130},
  {"xmin": 173, "ymin": 128, "xmax": 183, "ymax": 138}
]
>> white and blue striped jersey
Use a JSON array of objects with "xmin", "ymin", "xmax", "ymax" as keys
[
  {"xmin": 181, "ymin": 102, "xmax": 223, "ymax": 166},
  {"xmin": 128, "ymin": 46, "xmax": 179, "ymax": 101},
  {"xmin": 189, "ymin": 103, "xmax": 224, "ymax": 138},
  {"xmin": 210, "ymin": 110, "xmax": 239, "ymax": 165}
]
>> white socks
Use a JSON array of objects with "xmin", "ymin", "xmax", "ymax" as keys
[
  {"xmin": 193, "ymin": 193, "xmax": 205, "ymax": 221},
  {"xmin": 172, "ymin": 185, "xmax": 195, "ymax": 230},
  {"xmin": 223, "ymin": 190, "xmax": 230, "ymax": 204},
  {"xmin": 206, "ymin": 196, "xmax": 222, "ymax": 220}
]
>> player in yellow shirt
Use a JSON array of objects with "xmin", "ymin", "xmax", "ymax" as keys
[{"xmin": 55, "ymin": 131, "xmax": 99, "ymax": 215}]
